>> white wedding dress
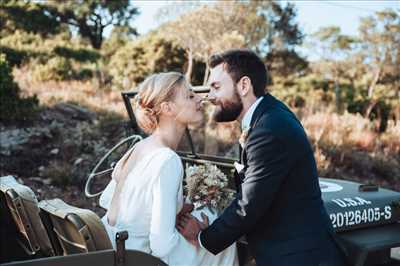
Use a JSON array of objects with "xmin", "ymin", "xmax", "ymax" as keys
[{"xmin": 99, "ymin": 147, "xmax": 238, "ymax": 266}]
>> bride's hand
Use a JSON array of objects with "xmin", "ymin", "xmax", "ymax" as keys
[
  {"xmin": 176, "ymin": 203, "xmax": 194, "ymax": 227},
  {"xmin": 176, "ymin": 213, "xmax": 209, "ymax": 246},
  {"xmin": 199, "ymin": 212, "xmax": 209, "ymax": 230},
  {"xmin": 177, "ymin": 203, "xmax": 194, "ymax": 218}
]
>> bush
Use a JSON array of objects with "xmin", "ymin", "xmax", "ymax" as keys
[
  {"xmin": 0, "ymin": 31, "xmax": 98, "ymax": 81},
  {"xmin": 108, "ymin": 32, "xmax": 186, "ymax": 89},
  {"xmin": 0, "ymin": 45, "xmax": 29, "ymax": 67},
  {"xmin": 53, "ymin": 46, "xmax": 100, "ymax": 63},
  {"xmin": 0, "ymin": 53, "xmax": 39, "ymax": 123},
  {"xmin": 270, "ymin": 74, "xmax": 335, "ymax": 111},
  {"xmin": 31, "ymin": 57, "xmax": 96, "ymax": 82},
  {"xmin": 31, "ymin": 57, "xmax": 74, "ymax": 81}
]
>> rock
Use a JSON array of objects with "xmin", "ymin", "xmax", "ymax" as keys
[
  {"xmin": 0, "ymin": 129, "xmax": 31, "ymax": 152},
  {"xmin": 42, "ymin": 178, "xmax": 52, "ymax": 185},
  {"xmin": 74, "ymin": 158, "xmax": 83, "ymax": 165},
  {"xmin": 29, "ymin": 177, "xmax": 43, "ymax": 183},
  {"xmin": 50, "ymin": 148, "xmax": 59, "ymax": 155},
  {"xmin": 53, "ymin": 103, "xmax": 97, "ymax": 122},
  {"xmin": 29, "ymin": 177, "xmax": 52, "ymax": 186},
  {"xmin": 0, "ymin": 127, "xmax": 52, "ymax": 156}
]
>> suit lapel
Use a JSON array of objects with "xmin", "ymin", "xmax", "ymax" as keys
[
  {"xmin": 240, "ymin": 93, "xmax": 275, "ymax": 165},
  {"xmin": 249, "ymin": 93, "xmax": 275, "ymax": 130}
]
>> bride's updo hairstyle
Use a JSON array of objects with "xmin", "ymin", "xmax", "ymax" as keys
[{"xmin": 133, "ymin": 72, "xmax": 185, "ymax": 134}]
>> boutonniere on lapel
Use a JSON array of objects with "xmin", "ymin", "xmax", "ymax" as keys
[{"xmin": 239, "ymin": 127, "xmax": 250, "ymax": 148}]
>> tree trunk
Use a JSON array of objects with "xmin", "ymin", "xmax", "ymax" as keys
[
  {"xmin": 367, "ymin": 67, "xmax": 381, "ymax": 98},
  {"xmin": 185, "ymin": 49, "xmax": 193, "ymax": 82},
  {"xmin": 334, "ymin": 79, "xmax": 341, "ymax": 113},
  {"xmin": 333, "ymin": 63, "xmax": 342, "ymax": 114},
  {"xmin": 365, "ymin": 99, "xmax": 378, "ymax": 119}
]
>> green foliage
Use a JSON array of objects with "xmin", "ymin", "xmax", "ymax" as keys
[
  {"xmin": 38, "ymin": 0, "xmax": 139, "ymax": 49},
  {"xmin": 347, "ymin": 99, "xmax": 392, "ymax": 132},
  {"xmin": 304, "ymin": 8, "xmax": 399, "ymax": 130},
  {"xmin": 266, "ymin": 2, "xmax": 304, "ymax": 50},
  {"xmin": 0, "ymin": 30, "xmax": 68, "ymax": 62},
  {"xmin": 158, "ymin": 1, "xmax": 305, "ymax": 83},
  {"xmin": 31, "ymin": 57, "xmax": 74, "ymax": 81},
  {"xmin": 0, "ymin": 31, "xmax": 99, "ymax": 81},
  {"xmin": 1, "ymin": 0, "xmax": 139, "ymax": 49},
  {"xmin": 0, "ymin": 54, "xmax": 39, "ymax": 123},
  {"xmin": 109, "ymin": 33, "xmax": 186, "ymax": 89},
  {"xmin": 0, "ymin": 0, "xmax": 62, "ymax": 36},
  {"xmin": 270, "ymin": 74, "xmax": 334, "ymax": 110},
  {"xmin": 101, "ymin": 26, "xmax": 132, "ymax": 59},
  {"xmin": 31, "ymin": 57, "xmax": 97, "ymax": 82},
  {"xmin": 0, "ymin": 46, "xmax": 29, "ymax": 67},
  {"xmin": 265, "ymin": 49, "xmax": 308, "ymax": 78},
  {"xmin": 53, "ymin": 46, "xmax": 100, "ymax": 63}
]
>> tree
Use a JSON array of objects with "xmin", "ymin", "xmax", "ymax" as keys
[
  {"xmin": 262, "ymin": 2, "xmax": 307, "ymax": 78},
  {"xmin": 357, "ymin": 9, "xmax": 400, "ymax": 129},
  {"xmin": 1, "ymin": 0, "xmax": 140, "ymax": 50},
  {"xmin": 307, "ymin": 9, "xmax": 399, "ymax": 130},
  {"xmin": 358, "ymin": 10, "xmax": 400, "ymax": 100},
  {"xmin": 260, "ymin": 1, "xmax": 304, "ymax": 52},
  {"xmin": 45, "ymin": 0, "xmax": 140, "ymax": 49},
  {"xmin": 265, "ymin": 49, "xmax": 308, "ymax": 78},
  {"xmin": 159, "ymin": 3, "xmax": 248, "ymax": 84},
  {"xmin": 158, "ymin": 1, "xmax": 305, "ymax": 84},
  {"xmin": 310, "ymin": 26, "xmax": 357, "ymax": 112},
  {"xmin": 0, "ymin": 54, "xmax": 39, "ymax": 123},
  {"xmin": 0, "ymin": 0, "xmax": 63, "ymax": 36},
  {"xmin": 108, "ymin": 32, "xmax": 187, "ymax": 89}
]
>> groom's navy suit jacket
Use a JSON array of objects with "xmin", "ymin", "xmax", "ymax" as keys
[{"xmin": 200, "ymin": 94, "xmax": 345, "ymax": 266}]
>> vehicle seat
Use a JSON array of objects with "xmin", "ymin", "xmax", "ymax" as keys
[
  {"xmin": 38, "ymin": 198, "xmax": 112, "ymax": 255},
  {"xmin": 0, "ymin": 175, "xmax": 55, "ymax": 262}
]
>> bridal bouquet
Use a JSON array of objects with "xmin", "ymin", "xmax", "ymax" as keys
[{"xmin": 184, "ymin": 163, "xmax": 235, "ymax": 213}]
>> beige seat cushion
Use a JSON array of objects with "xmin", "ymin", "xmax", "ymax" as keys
[
  {"xmin": 0, "ymin": 175, "xmax": 54, "ymax": 257},
  {"xmin": 39, "ymin": 198, "xmax": 112, "ymax": 255}
]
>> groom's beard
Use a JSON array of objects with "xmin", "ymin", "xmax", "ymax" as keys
[{"xmin": 212, "ymin": 91, "xmax": 243, "ymax": 122}]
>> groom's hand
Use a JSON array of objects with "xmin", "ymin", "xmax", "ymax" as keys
[{"xmin": 177, "ymin": 213, "xmax": 209, "ymax": 247}]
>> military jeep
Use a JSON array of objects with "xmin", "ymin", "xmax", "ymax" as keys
[{"xmin": 1, "ymin": 88, "xmax": 399, "ymax": 266}]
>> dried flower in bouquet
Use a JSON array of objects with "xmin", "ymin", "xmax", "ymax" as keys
[{"xmin": 184, "ymin": 163, "xmax": 236, "ymax": 213}]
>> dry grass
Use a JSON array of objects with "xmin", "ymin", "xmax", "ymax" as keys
[
  {"xmin": 302, "ymin": 110, "xmax": 400, "ymax": 156},
  {"xmin": 302, "ymin": 110, "xmax": 400, "ymax": 190},
  {"xmin": 13, "ymin": 71, "xmax": 400, "ymax": 190},
  {"xmin": 14, "ymin": 67, "xmax": 127, "ymax": 116}
]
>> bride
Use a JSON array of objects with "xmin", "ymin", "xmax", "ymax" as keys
[{"xmin": 99, "ymin": 72, "xmax": 238, "ymax": 266}]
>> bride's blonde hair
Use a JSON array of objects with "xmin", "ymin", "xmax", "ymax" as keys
[{"xmin": 134, "ymin": 72, "xmax": 186, "ymax": 134}]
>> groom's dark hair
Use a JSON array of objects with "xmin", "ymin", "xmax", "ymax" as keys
[{"xmin": 208, "ymin": 49, "xmax": 268, "ymax": 97}]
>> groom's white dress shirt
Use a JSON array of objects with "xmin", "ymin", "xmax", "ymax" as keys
[
  {"xmin": 241, "ymin": 96, "xmax": 264, "ymax": 132},
  {"xmin": 198, "ymin": 96, "xmax": 264, "ymax": 248}
]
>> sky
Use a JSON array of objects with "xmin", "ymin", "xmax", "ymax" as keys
[
  {"xmin": 131, "ymin": 0, "xmax": 399, "ymax": 35},
  {"xmin": 126, "ymin": 1, "xmax": 399, "ymax": 60}
]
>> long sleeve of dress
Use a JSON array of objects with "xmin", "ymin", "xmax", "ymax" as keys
[{"xmin": 149, "ymin": 152, "xmax": 184, "ymax": 258}]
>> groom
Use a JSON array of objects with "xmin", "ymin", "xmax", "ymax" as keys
[{"xmin": 177, "ymin": 49, "xmax": 346, "ymax": 265}]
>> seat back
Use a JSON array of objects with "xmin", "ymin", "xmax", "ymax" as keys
[
  {"xmin": 38, "ymin": 198, "xmax": 112, "ymax": 255},
  {"xmin": 0, "ymin": 176, "xmax": 55, "ymax": 262}
]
